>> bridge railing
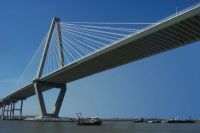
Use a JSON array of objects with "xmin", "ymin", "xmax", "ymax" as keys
[{"xmin": 134, "ymin": 2, "xmax": 200, "ymax": 34}]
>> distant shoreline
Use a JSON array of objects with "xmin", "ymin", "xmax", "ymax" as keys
[{"xmin": 1, "ymin": 116, "xmax": 199, "ymax": 123}]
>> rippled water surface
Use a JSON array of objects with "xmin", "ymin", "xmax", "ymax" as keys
[{"xmin": 0, "ymin": 120, "xmax": 200, "ymax": 133}]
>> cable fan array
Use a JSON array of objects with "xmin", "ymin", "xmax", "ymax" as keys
[{"xmin": 12, "ymin": 22, "xmax": 154, "ymax": 93}]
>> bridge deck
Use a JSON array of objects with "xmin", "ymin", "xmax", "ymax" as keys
[{"xmin": 1, "ymin": 4, "xmax": 200, "ymax": 105}]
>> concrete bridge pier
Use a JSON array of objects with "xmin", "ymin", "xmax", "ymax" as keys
[
  {"xmin": 10, "ymin": 99, "xmax": 24, "ymax": 119},
  {"xmin": 6, "ymin": 104, "xmax": 10, "ymax": 119},
  {"xmin": 34, "ymin": 80, "xmax": 66, "ymax": 118},
  {"xmin": 0, "ymin": 99, "xmax": 24, "ymax": 120},
  {"xmin": 0, "ymin": 106, "xmax": 1, "ymax": 116},
  {"xmin": 10, "ymin": 102, "xmax": 15, "ymax": 118},
  {"xmin": 1, "ymin": 104, "xmax": 10, "ymax": 119},
  {"xmin": 1, "ymin": 104, "xmax": 5, "ymax": 120},
  {"xmin": 0, "ymin": 106, "xmax": 2, "ymax": 119},
  {"xmin": 9, "ymin": 102, "xmax": 13, "ymax": 119},
  {"xmin": 19, "ymin": 99, "xmax": 23, "ymax": 119}
]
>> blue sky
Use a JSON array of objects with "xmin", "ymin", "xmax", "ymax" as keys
[{"xmin": 0, "ymin": 0, "xmax": 200, "ymax": 118}]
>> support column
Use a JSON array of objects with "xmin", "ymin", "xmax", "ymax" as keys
[
  {"xmin": 1, "ymin": 104, "xmax": 5, "ymax": 120},
  {"xmin": 19, "ymin": 100, "xmax": 23, "ymax": 119},
  {"xmin": 12, "ymin": 102, "xmax": 15, "ymax": 118},
  {"xmin": 6, "ymin": 105, "xmax": 9, "ymax": 118},
  {"xmin": 34, "ymin": 83, "xmax": 47, "ymax": 117},
  {"xmin": 53, "ymin": 86, "xmax": 67, "ymax": 116},
  {"xmin": 0, "ymin": 106, "xmax": 2, "ymax": 119},
  {"xmin": 9, "ymin": 103, "xmax": 12, "ymax": 119}
]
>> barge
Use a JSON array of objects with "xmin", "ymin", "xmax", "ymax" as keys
[{"xmin": 77, "ymin": 113, "xmax": 102, "ymax": 126}]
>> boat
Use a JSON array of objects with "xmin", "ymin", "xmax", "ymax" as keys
[
  {"xmin": 167, "ymin": 120, "xmax": 195, "ymax": 123},
  {"xmin": 147, "ymin": 120, "xmax": 161, "ymax": 123},
  {"xmin": 76, "ymin": 113, "xmax": 102, "ymax": 126},
  {"xmin": 167, "ymin": 117, "xmax": 195, "ymax": 123},
  {"xmin": 134, "ymin": 118, "xmax": 144, "ymax": 123}
]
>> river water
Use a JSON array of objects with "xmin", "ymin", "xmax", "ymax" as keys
[{"xmin": 0, "ymin": 120, "xmax": 200, "ymax": 133}]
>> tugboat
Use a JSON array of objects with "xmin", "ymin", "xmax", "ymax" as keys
[{"xmin": 77, "ymin": 112, "xmax": 102, "ymax": 126}]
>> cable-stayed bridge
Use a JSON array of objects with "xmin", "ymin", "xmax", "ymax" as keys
[{"xmin": 0, "ymin": 3, "xmax": 200, "ymax": 119}]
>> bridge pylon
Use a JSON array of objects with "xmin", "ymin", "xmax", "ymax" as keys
[
  {"xmin": 33, "ymin": 17, "xmax": 66, "ymax": 118},
  {"xmin": 37, "ymin": 17, "xmax": 64, "ymax": 78}
]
